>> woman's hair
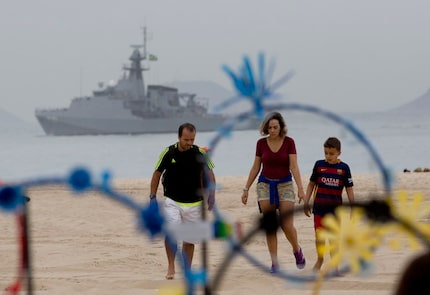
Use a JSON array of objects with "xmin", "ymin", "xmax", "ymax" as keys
[{"xmin": 259, "ymin": 112, "xmax": 287, "ymax": 136}]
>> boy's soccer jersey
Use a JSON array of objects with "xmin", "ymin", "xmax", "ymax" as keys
[{"xmin": 310, "ymin": 160, "xmax": 353, "ymax": 215}]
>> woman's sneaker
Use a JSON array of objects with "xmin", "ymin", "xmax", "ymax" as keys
[
  {"xmin": 294, "ymin": 248, "xmax": 306, "ymax": 269},
  {"xmin": 270, "ymin": 263, "xmax": 279, "ymax": 273}
]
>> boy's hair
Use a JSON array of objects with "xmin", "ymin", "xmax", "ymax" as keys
[
  {"xmin": 259, "ymin": 112, "xmax": 287, "ymax": 136},
  {"xmin": 324, "ymin": 137, "xmax": 341, "ymax": 151}
]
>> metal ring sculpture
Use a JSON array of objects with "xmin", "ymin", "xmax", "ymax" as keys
[{"xmin": 1, "ymin": 53, "xmax": 429, "ymax": 295}]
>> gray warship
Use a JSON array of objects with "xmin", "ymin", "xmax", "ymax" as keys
[{"xmin": 35, "ymin": 28, "xmax": 257, "ymax": 136}]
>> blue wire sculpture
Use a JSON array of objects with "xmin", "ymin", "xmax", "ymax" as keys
[{"xmin": 2, "ymin": 53, "xmax": 428, "ymax": 295}]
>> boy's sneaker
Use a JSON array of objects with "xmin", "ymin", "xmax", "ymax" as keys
[
  {"xmin": 294, "ymin": 247, "xmax": 306, "ymax": 269},
  {"xmin": 270, "ymin": 263, "xmax": 279, "ymax": 273}
]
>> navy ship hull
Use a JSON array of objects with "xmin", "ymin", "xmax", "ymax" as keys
[
  {"xmin": 35, "ymin": 27, "xmax": 259, "ymax": 136},
  {"xmin": 35, "ymin": 111, "xmax": 256, "ymax": 136}
]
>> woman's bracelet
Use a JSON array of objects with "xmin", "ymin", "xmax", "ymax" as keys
[{"xmin": 243, "ymin": 187, "xmax": 249, "ymax": 191}]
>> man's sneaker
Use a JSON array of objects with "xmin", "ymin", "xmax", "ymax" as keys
[
  {"xmin": 294, "ymin": 247, "xmax": 306, "ymax": 269},
  {"xmin": 270, "ymin": 263, "xmax": 279, "ymax": 273}
]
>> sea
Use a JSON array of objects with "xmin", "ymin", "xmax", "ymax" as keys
[{"xmin": 1, "ymin": 112, "xmax": 429, "ymax": 184}]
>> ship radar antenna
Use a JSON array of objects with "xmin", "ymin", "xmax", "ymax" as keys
[{"xmin": 130, "ymin": 45, "xmax": 143, "ymax": 50}]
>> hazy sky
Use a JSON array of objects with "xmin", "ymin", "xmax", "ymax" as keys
[{"xmin": 1, "ymin": 0, "xmax": 429, "ymax": 123}]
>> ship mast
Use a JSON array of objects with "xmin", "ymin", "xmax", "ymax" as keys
[
  {"xmin": 141, "ymin": 26, "xmax": 147, "ymax": 98},
  {"xmin": 124, "ymin": 27, "xmax": 150, "ymax": 99},
  {"xmin": 142, "ymin": 26, "xmax": 147, "ymax": 60},
  {"xmin": 140, "ymin": 26, "xmax": 150, "ymax": 98}
]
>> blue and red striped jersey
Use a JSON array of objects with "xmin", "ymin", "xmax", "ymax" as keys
[{"xmin": 310, "ymin": 159, "xmax": 353, "ymax": 215}]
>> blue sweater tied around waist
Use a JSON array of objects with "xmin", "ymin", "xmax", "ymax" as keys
[{"xmin": 258, "ymin": 174, "xmax": 292, "ymax": 207}]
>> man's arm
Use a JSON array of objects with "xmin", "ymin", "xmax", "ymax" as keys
[
  {"xmin": 149, "ymin": 170, "xmax": 162, "ymax": 200},
  {"xmin": 207, "ymin": 169, "xmax": 216, "ymax": 210}
]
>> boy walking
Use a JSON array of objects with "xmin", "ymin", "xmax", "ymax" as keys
[{"xmin": 303, "ymin": 137, "xmax": 354, "ymax": 271}]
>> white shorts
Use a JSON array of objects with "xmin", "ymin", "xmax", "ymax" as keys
[
  {"xmin": 163, "ymin": 197, "xmax": 203, "ymax": 243},
  {"xmin": 163, "ymin": 197, "xmax": 202, "ymax": 223}
]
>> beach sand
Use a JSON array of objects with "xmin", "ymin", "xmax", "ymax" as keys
[{"xmin": 1, "ymin": 173, "xmax": 430, "ymax": 294}]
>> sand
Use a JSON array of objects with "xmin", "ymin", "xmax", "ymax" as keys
[{"xmin": 1, "ymin": 173, "xmax": 430, "ymax": 295}]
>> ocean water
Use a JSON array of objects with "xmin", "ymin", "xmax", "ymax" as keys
[{"xmin": 1, "ymin": 112, "xmax": 429, "ymax": 183}]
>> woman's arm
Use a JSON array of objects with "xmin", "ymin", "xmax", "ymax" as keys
[
  {"xmin": 304, "ymin": 181, "xmax": 315, "ymax": 217},
  {"xmin": 241, "ymin": 156, "xmax": 261, "ymax": 205},
  {"xmin": 289, "ymin": 153, "xmax": 305, "ymax": 203}
]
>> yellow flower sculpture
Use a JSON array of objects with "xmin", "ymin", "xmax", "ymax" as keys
[
  {"xmin": 384, "ymin": 191, "xmax": 430, "ymax": 250},
  {"xmin": 317, "ymin": 206, "xmax": 382, "ymax": 273}
]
